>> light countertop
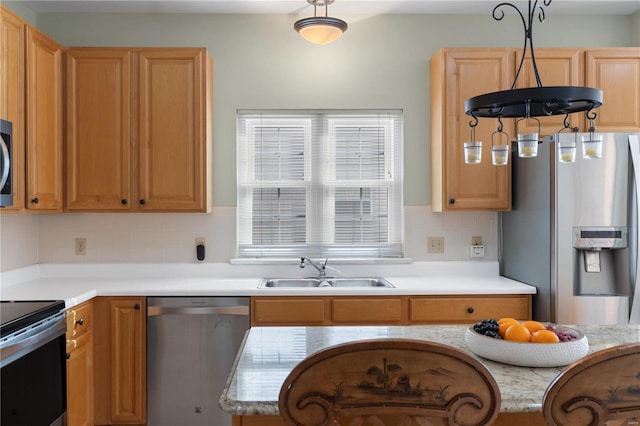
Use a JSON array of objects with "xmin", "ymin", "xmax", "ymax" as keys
[
  {"xmin": 0, "ymin": 262, "xmax": 536, "ymax": 308},
  {"xmin": 219, "ymin": 324, "xmax": 640, "ymax": 416}
]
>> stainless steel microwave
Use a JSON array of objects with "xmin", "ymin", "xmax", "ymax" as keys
[{"xmin": 0, "ymin": 119, "xmax": 13, "ymax": 208}]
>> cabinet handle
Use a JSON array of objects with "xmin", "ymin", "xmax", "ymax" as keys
[
  {"xmin": 31, "ymin": 197, "xmax": 39, "ymax": 204},
  {"xmin": 66, "ymin": 352, "xmax": 71, "ymax": 360},
  {"xmin": 121, "ymin": 199, "xmax": 128, "ymax": 205},
  {"xmin": 139, "ymin": 199, "xmax": 146, "ymax": 205},
  {"xmin": 467, "ymin": 307, "xmax": 474, "ymax": 314},
  {"xmin": 449, "ymin": 198, "xmax": 455, "ymax": 204},
  {"xmin": 75, "ymin": 318, "xmax": 84, "ymax": 326},
  {"xmin": 134, "ymin": 303, "xmax": 141, "ymax": 310}
]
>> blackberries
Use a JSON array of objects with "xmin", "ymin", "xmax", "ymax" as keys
[{"xmin": 472, "ymin": 319, "xmax": 502, "ymax": 339}]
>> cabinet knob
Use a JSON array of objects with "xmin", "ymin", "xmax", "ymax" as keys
[
  {"xmin": 31, "ymin": 197, "xmax": 39, "ymax": 204},
  {"xmin": 121, "ymin": 199, "xmax": 128, "ymax": 205},
  {"xmin": 134, "ymin": 303, "xmax": 141, "ymax": 310},
  {"xmin": 449, "ymin": 198, "xmax": 456, "ymax": 204},
  {"xmin": 139, "ymin": 199, "xmax": 146, "ymax": 205},
  {"xmin": 75, "ymin": 318, "xmax": 84, "ymax": 326},
  {"xmin": 66, "ymin": 352, "xmax": 71, "ymax": 360},
  {"xmin": 467, "ymin": 307, "xmax": 474, "ymax": 314}
]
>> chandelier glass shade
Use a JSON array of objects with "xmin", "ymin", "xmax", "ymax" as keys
[{"xmin": 294, "ymin": 0, "xmax": 348, "ymax": 44}]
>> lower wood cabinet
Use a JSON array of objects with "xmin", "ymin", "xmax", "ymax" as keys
[
  {"xmin": 94, "ymin": 296, "xmax": 146, "ymax": 425},
  {"xmin": 66, "ymin": 300, "xmax": 94, "ymax": 426},
  {"xmin": 251, "ymin": 295, "xmax": 531, "ymax": 326}
]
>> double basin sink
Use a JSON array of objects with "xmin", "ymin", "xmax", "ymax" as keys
[{"xmin": 259, "ymin": 277, "xmax": 395, "ymax": 288}]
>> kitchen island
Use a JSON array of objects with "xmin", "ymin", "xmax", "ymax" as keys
[{"xmin": 219, "ymin": 324, "xmax": 640, "ymax": 426}]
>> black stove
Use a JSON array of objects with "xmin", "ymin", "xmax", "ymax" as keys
[{"xmin": 1, "ymin": 300, "xmax": 66, "ymax": 338}]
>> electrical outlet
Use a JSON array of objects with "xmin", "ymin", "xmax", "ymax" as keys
[
  {"xmin": 195, "ymin": 237, "xmax": 205, "ymax": 247},
  {"xmin": 471, "ymin": 236, "xmax": 483, "ymax": 246},
  {"xmin": 428, "ymin": 236, "xmax": 444, "ymax": 254},
  {"xmin": 75, "ymin": 238, "xmax": 87, "ymax": 256},
  {"xmin": 470, "ymin": 245, "xmax": 485, "ymax": 258}
]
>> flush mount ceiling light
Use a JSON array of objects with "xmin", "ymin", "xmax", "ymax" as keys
[
  {"xmin": 294, "ymin": 0, "xmax": 348, "ymax": 45},
  {"xmin": 464, "ymin": 0, "xmax": 604, "ymax": 164}
]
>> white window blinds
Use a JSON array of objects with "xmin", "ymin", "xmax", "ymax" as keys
[{"xmin": 237, "ymin": 110, "xmax": 403, "ymax": 258}]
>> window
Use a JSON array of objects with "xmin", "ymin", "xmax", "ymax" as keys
[{"xmin": 237, "ymin": 110, "xmax": 403, "ymax": 258}]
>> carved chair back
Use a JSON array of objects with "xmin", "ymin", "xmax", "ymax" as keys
[
  {"xmin": 543, "ymin": 343, "xmax": 640, "ymax": 426},
  {"xmin": 278, "ymin": 338, "xmax": 501, "ymax": 426}
]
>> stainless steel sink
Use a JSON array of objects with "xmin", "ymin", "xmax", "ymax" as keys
[{"xmin": 258, "ymin": 277, "xmax": 395, "ymax": 288}]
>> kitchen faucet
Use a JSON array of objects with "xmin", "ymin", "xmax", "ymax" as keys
[{"xmin": 299, "ymin": 257, "xmax": 328, "ymax": 277}]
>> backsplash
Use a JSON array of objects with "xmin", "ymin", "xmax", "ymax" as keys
[{"xmin": 0, "ymin": 206, "xmax": 497, "ymax": 271}]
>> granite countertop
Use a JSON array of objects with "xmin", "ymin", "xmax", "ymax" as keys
[
  {"xmin": 219, "ymin": 324, "xmax": 640, "ymax": 416},
  {"xmin": 0, "ymin": 262, "xmax": 536, "ymax": 308}
]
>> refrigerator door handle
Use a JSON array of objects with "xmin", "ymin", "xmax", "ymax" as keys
[{"xmin": 629, "ymin": 135, "xmax": 640, "ymax": 324}]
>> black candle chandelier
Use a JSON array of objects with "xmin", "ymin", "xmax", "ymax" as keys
[{"xmin": 464, "ymin": 0, "xmax": 604, "ymax": 165}]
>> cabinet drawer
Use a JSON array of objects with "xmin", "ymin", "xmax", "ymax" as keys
[
  {"xmin": 252, "ymin": 298, "xmax": 327, "ymax": 326},
  {"xmin": 410, "ymin": 296, "xmax": 530, "ymax": 323},
  {"xmin": 332, "ymin": 298, "xmax": 404, "ymax": 324},
  {"xmin": 66, "ymin": 301, "xmax": 93, "ymax": 338}
]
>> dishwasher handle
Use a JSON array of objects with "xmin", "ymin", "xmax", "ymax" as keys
[{"xmin": 147, "ymin": 305, "xmax": 249, "ymax": 317}]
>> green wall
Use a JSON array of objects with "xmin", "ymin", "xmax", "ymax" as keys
[{"xmin": 9, "ymin": 6, "xmax": 637, "ymax": 207}]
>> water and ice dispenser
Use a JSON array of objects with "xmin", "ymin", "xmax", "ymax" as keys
[{"xmin": 573, "ymin": 226, "xmax": 630, "ymax": 323}]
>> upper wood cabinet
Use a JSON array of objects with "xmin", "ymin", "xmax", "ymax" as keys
[
  {"xmin": 25, "ymin": 25, "xmax": 63, "ymax": 212},
  {"xmin": 586, "ymin": 48, "xmax": 640, "ymax": 132},
  {"xmin": 515, "ymin": 48, "xmax": 585, "ymax": 135},
  {"xmin": 65, "ymin": 48, "xmax": 131, "ymax": 210},
  {"xmin": 0, "ymin": 7, "xmax": 63, "ymax": 213},
  {"xmin": 0, "ymin": 6, "xmax": 26, "ymax": 211},
  {"xmin": 66, "ymin": 47, "xmax": 213, "ymax": 212},
  {"xmin": 430, "ymin": 48, "xmax": 513, "ymax": 212}
]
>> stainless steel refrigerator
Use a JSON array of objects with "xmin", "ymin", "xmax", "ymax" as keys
[{"xmin": 500, "ymin": 132, "xmax": 640, "ymax": 325}]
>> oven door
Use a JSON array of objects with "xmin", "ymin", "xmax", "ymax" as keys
[{"xmin": 1, "ymin": 312, "xmax": 67, "ymax": 426}]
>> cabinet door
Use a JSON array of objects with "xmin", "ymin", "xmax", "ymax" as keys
[
  {"xmin": 66, "ymin": 48, "xmax": 131, "ymax": 210},
  {"xmin": 515, "ymin": 48, "xmax": 585, "ymax": 136},
  {"xmin": 95, "ymin": 297, "xmax": 146, "ymax": 425},
  {"xmin": 25, "ymin": 25, "xmax": 63, "ymax": 211},
  {"xmin": 0, "ymin": 6, "xmax": 25, "ymax": 211},
  {"xmin": 431, "ymin": 48, "xmax": 512, "ymax": 211},
  {"xmin": 586, "ymin": 48, "xmax": 640, "ymax": 132},
  {"xmin": 136, "ymin": 48, "xmax": 211, "ymax": 211},
  {"xmin": 331, "ymin": 298, "xmax": 405, "ymax": 324},
  {"xmin": 67, "ymin": 332, "xmax": 94, "ymax": 426}
]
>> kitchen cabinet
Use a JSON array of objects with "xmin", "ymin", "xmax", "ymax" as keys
[
  {"xmin": 65, "ymin": 47, "xmax": 213, "ymax": 212},
  {"xmin": 251, "ymin": 295, "xmax": 531, "ymax": 326},
  {"xmin": 515, "ymin": 48, "xmax": 585, "ymax": 135},
  {"xmin": 0, "ymin": 5, "xmax": 25, "ymax": 211},
  {"xmin": 430, "ymin": 48, "xmax": 513, "ymax": 212},
  {"xmin": 94, "ymin": 296, "xmax": 146, "ymax": 425},
  {"xmin": 25, "ymin": 24, "xmax": 63, "ymax": 211},
  {"xmin": 586, "ymin": 48, "xmax": 640, "ymax": 132},
  {"xmin": 66, "ymin": 300, "xmax": 94, "ymax": 426},
  {"xmin": 0, "ymin": 7, "xmax": 63, "ymax": 213}
]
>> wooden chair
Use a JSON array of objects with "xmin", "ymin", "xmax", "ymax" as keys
[
  {"xmin": 278, "ymin": 338, "xmax": 501, "ymax": 426},
  {"xmin": 543, "ymin": 343, "xmax": 640, "ymax": 426}
]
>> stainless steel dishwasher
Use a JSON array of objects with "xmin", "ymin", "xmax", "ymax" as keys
[{"xmin": 147, "ymin": 297, "xmax": 250, "ymax": 426}]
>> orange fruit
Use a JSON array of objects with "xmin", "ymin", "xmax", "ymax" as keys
[
  {"xmin": 498, "ymin": 317, "xmax": 519, "ymax": 325},
  {"xmin": 531, "ymin": 329, "xmax": 560, "ymax": 343},
  {"xmin": 504, "ymin": 323, "xmax": 532, "ymax": 342},
  {"xmin": 498, "ymin": 318, "xmax": 519, "ymax": 337},
  {"xmin": 521, "ymin": 320, "xmax": 545, "ymax": 334}
]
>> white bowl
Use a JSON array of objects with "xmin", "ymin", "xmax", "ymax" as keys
[{"xmin": 465, "ymin": 326, "xmax": 589, "ymax": 367}]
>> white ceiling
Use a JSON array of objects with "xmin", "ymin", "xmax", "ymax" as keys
[{"xmin": 13, "ymin": 0, "xmax": 640, "ymax": 15}]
